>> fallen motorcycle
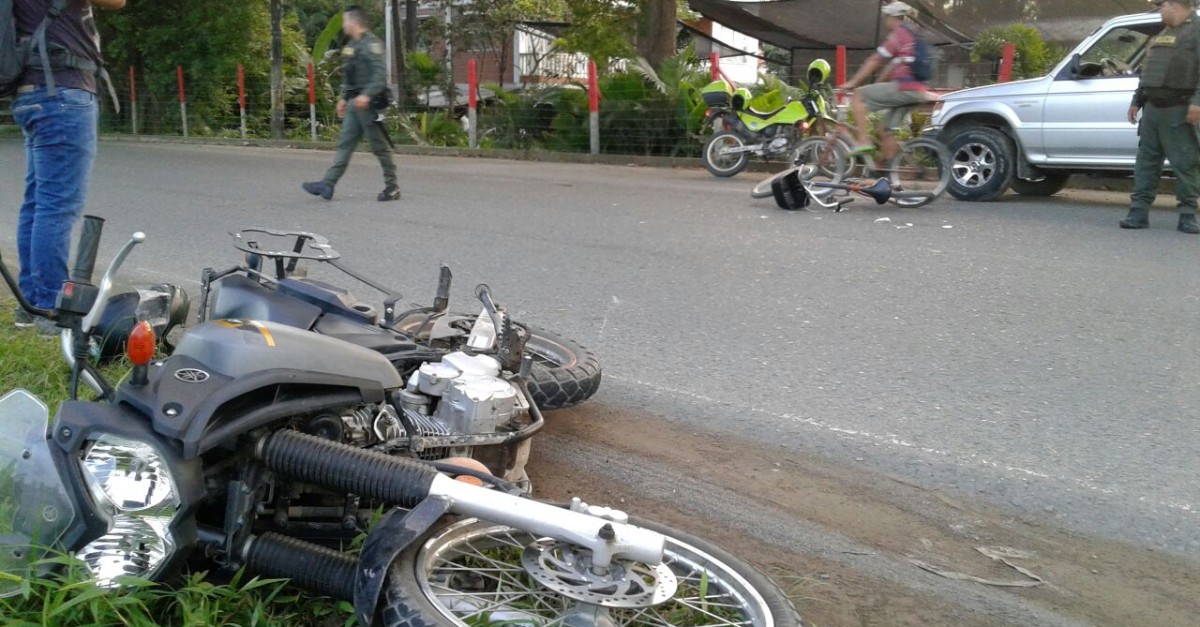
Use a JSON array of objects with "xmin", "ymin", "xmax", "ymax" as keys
[
  {"xmin": 192, "ymin": 228, "xmax": 601, "ymax": 412},
  {"xmin": 1, "ymin": 219, "xmax": 802, "ymax": 626}
]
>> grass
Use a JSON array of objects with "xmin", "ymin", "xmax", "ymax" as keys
[{"xmin": 0, "ymin": 298, "xmax": 354, "ymax": 626}]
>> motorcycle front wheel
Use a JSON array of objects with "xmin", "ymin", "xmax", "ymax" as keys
[
  {"xmin": 379, "ymin": 516, "xmax": 803, "ymax": 627},
  {"xmin": 703, "ymin": 131, "xmax": 751, "ymax": 177}
]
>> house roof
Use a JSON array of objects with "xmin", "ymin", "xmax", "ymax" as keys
[
  {"xmin": 686, "ymin": 0, "xmax": 976, "ymax": 51},
  {"xmin": 685, "ymin": 0, "xmax": 1161, "ymax": 52}
]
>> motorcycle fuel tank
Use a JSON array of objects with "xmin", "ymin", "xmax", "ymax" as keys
[{"xmin": 172, "ymin": 319, "xmax": 403, "ymax": 388}]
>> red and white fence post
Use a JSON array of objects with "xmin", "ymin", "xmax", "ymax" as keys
[
  {"xmin": 998, "ymin": 43, "xmax": 1016, "ymax": 83},
  {"xmin": 835, "ymin": 45, "xmax": 847, "ymax": 103},
  {"xmin": 307, "ymin": 62, "xmax": 317, "ymax": 142},
  {"xmin": 129, "ymin": 65, "xmax": 137, "ymax": 135},
  {"xmin": 588, "ymin": 59, "xmax": 599, "ymax": 156},
  {"xmin": 468, "ymin": 58, "xmax": 478, "ymax": 149},
  {"xmin": 237, "ymin": 64, "xmax": 247, "ymax": 140},
  {"xmin": 176, "ymin": 65, "xmax": 187, "ymax": 137}
]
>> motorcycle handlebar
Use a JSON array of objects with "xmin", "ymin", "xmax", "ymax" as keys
[
  {"xmin": 80, "ymin": 232, "xmax": 146, "ymax": 333},
  {"xmin": 71, "ymin": 216, "xmax": 106, "ymax": 284}
]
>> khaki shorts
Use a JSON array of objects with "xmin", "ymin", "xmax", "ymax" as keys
[{"xmin": 859, "ymin": 82, "xmax": 929, "ymax": 130}]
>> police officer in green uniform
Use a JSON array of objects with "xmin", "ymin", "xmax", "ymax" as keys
[
  {"xmin": 1122, "ymin": 0, "xmax": 1200, "ymax": 233},
  {"xmin": 303, "ymin": 5, "xmax": 399, "ymax": 202}
]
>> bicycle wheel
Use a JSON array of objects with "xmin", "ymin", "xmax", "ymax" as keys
[
  {"xmin": 750, "ymin": 164, "xmax": 816, "ymax": 199},
  {"xmin": 792, "ymin": 136, "xmax": 854, "ymax": 181},
  {"xmin": 887, "ymin": 137, "xmax": 950, "ymax": 208}
]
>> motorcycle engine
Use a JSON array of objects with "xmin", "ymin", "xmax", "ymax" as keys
[
  {"xmin": 323, "ymin": 351, "xmax": 531, "ymax": 481},
  {"xmin": 767, "ymin": 136, "xmax": 791, "ymax": 154}
]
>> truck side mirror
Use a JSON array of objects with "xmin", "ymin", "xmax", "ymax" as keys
[{"xmin": 1058, "ymin": 53, "xmax": 1083, "ymax": 80}]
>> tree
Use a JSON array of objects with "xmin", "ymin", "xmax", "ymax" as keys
[
  {"xmin": 970, "ymin": 23, "xmax": 1063, "ymax": 80},
  {"xmin": 638, "ymin": 0, "xmax": 676, "ymax": 70},
  {"xmin": 98, "ymin": 0, "xmax": 307, "ymax": 136},
  {"xmin": 453, "ymin": 0, "xmax": 566, "ymax": 85},
  {"xmin": 558, "ymin": 0, "xmax": 636, "ymax": 70},
  {"xmin": 557, "ymin": 0, "xmax": 689, "ymax": 71}
]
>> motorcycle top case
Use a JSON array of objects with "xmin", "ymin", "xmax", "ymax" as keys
[{"xmin": 701, "ymin": 79, "xmax": 733, "ymax": 107}]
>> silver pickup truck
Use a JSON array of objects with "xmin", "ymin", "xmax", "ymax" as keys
[{"xmin": 929, "ymin": 11, "xmax": 1178, "ymax": 201}]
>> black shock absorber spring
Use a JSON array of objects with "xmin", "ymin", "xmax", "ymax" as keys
[
  {"xmin": 245, "ymin": 532, "xmax": 357, "ymax": 600},
  {"xmin": 257, "ymin": 429, "xmax": 437, "ymax": 507}
]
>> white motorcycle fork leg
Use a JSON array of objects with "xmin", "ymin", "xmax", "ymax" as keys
[{"xmin": 428, "ymin": 474, "xmax": 665, "ymax": 568}]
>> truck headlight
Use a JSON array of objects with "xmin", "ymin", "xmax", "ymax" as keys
[{"xmin": 77, "ymin": 434, "xmax": 179, "ymax": 584}]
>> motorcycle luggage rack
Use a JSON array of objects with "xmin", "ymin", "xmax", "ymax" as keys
[{"xmin": 218, "ymin": 228, "xmax": 420, "ymax": 327}]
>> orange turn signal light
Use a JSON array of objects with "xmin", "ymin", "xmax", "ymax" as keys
[{"xmin": 127, "ymin": 321, "xmax": 156, "ymax": 366}]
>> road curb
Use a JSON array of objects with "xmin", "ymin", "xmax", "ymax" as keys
[{"xmin": 96, "ymin": 133, "xmax": 1160, "ymax": 193}]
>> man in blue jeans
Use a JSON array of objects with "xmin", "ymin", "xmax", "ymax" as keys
[{"xmin": 10, "ymin": 0, "xmax": 124, "ymax": 334}]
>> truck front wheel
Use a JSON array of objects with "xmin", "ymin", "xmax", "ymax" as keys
[{"xmin": 946, "ymin": 127, "xmax": 1016, "ymax": 201}]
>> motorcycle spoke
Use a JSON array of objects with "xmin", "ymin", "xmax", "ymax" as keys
[{"xmin": 415, "ymin": 521, "xmax": 778, "ymax": 627}]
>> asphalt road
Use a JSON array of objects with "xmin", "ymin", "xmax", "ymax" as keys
[{"xmin": 2, "ymin": 139, "xmax": 1197, "ymax": 559}]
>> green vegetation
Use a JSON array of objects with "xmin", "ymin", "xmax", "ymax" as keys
[{"xmin": 970, "ymin": 23, "xmax": 1065, "ymax": 80}]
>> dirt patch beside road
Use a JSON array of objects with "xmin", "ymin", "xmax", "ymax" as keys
[{"xmin": 528, "ymin": 403, "xmax": 1199, "ymax": 627}]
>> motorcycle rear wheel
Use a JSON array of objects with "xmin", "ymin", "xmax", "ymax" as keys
[
  {"xmin": 395, "ymin": 315, "xmax": 601, "ymax": 410},
  {"xmin": 379, "ymin": 516, "xmax": 803, "ymax": 627},
  {"xmin": 522, "ymin": 326, "xmax": 603, "ymax": 410}
]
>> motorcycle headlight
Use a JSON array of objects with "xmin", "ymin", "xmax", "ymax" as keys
[{"xmin": 77, "ymin": 434, "xmax": 179, "ymax": 584}]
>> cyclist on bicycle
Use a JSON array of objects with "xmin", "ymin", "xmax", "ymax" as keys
[{"xmin": 838, "ymin": 1, "xmax": 934, "ymax": 163}]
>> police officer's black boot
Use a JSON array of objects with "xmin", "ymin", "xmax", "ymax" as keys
[
  {"xmin": 378, "ymin": 185, "xmax": 401, "ymax": 201},
  {"xmin": 1119, "ymin": 207, "xmax": 1149, "ymax": 229},
  {"xmin": 302, "ymin": 181, "xmax": 334, "ymax": 200},
  {"xmin": 1179, "ymin": 213, "xmax": 1200, "ymax": 234}
]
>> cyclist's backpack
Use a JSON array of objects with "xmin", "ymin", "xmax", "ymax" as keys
[
  {"xmin": 1, "ymin": 0, "xmax": 68, "ymax": 98},
  {"xmin": 1, "ymin": 0, "xmax": 28, "ymax": 97},
  {"xmin": 1, "ymin": 0, "xmax": 118, "ymax": 111},
  {"xmin": 902, "ymin": 23, "xmax": 936, "ymax": 83}
]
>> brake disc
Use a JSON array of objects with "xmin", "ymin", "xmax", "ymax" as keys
[{"xmin": 520, "ymin": 539, "xmax": 678, "ymax": 608}]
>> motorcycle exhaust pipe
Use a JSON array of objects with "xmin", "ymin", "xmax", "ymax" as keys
[
  {"xmin": 720, "ymin": 142, "xmax": 765, "ymax": 156},
  {"xmin": 257, "ymin": 430, "xmax": 665, "ymax": 567}
]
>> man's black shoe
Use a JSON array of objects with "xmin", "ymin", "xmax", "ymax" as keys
[
  {"xmin": 302, "ymin": 181, "xmax": 334, "ymax": 200},
  {"xmin": 1119, "ymin": 216, "xmax": 1149, "ymax": 229},
  {"xmin": 1179, "ymin": 214, "xmax": 1200, "ymax": 234},
  {"xmin": 378, "ymin": 185, "xmax": 401, "ymax": 201}
]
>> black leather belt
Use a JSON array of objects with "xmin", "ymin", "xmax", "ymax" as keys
[{"xmin": 1147, "ymin": 98, "xmax": 1189, "ymax": 108}]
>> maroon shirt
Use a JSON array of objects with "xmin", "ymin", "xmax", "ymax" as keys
[
  {"xmin": 14, "ymin": 0, "xmax": 103, "ymax": 93},
  {"xmin": 878, "ymin": 24, "xmax": 927, "ymax": 91}
]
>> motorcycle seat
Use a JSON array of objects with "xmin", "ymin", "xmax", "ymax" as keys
[
  {"xmin": 743, "ymin": 106, "xmax": 788, "ymax": 120},
  {"xmin": 313, "ymin": 313, "xmax": 422, "ymax": 355},
  {"xmin": 277, "ymin": 278, "xmax": 379, "ymax": 326}
]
